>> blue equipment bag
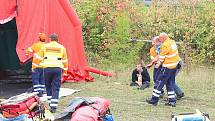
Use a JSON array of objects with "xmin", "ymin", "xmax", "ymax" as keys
[
  {"xmin": 103, "ymin": 108, "xmax": 114, "ymax": 121},
  {"xmin": 104, "ymin": 114, "xmax": 114, "ymax": 121}
]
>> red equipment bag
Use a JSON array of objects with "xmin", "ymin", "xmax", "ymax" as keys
[
  {"xmin": 70, "ymin": 97, "xmax": 110, "ymax": 121},
  {"xmin": 0, "ymin": 93, "xmax": 40, "ymax": 118}
]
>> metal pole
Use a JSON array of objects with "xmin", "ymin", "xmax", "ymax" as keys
[{"xmin": 16, "ymin": 0, "xmax": 18, "ymax": 16}]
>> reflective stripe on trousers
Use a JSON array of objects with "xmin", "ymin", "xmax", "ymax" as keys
[
  {"xmin": 44, "ymin": 67, "xmax": 62, "ymax": 108},
  {"xmin": 150, "ymin": 67, "xmax": 177, "ymax": 103},
  {"xmin": 32, "ymin": 68, "xmax": 45, "ymax": 96}
]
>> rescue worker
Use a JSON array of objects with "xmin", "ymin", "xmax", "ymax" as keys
[
  {"xmin": 149, "ymin": 36, "xmax": 162, "ymax": 84},
  {"xmin": 146, "ymin": 32, "xmax": 180, "ymax": 107},
  {"xmin": 148, "ymin": 36, "xmax": 165, "ymax": 96},
  {"xmin": 174, "ymin": 59, "xmax": 185, "ymax": 100},
  {"xmin": 35, "ymin": 33, "xmax": 68, "ymax": 113},
  {"xmin": 147, "ymin": 35, "xmax": 185, "ymax": 100},
  {"xmin": 25, "ymin": 32, "xmax": 46, "ymax": 97}
]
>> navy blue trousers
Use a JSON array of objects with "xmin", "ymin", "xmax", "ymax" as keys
[
  {"xmin": 44, "ymin": 67, "xmax": 62, "ymax": 109},
  {"xmin": 32, "ymin": 68, "xmax": 45, "ymax": 97},
  {"xmin": 153, "ymin": 67, "xmax": 165, "ymax": 94},
  {"xmin": 151, "ymin": 67, "xmax": 177, "ymax": 103},
  {"xmin": 153, "ymin": 65, "xmax": 184, "ymax": 96},
  {"xmin": 153, "ymin": 67, "xmax": 161, "ymax": 83}
]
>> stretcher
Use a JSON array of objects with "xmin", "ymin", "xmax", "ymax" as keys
[{"xmin": 171, "ymin": 109, "xmax": 210, "ymax": 121}]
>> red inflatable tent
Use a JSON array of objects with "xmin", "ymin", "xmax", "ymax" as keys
[{"xmin": 0, "ymin": 0, "xmax": 111, "ymax": 82}]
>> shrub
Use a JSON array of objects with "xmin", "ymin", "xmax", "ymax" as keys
[{"xmin": 70, "ymin": 0, "xmax": 215, "ymax": 66}]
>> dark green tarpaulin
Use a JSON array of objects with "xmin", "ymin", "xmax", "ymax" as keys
[
  {"xmin": 0, "ymin": 19, "xmax": 32, "ymax": 72},
  {"xmin": 0, "ymin": 19, "xmax": 19, "ymax": 70}
]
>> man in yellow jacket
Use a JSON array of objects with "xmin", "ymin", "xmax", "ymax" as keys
[
  {"xmin": 26, "ymin": 33, "xmax": 46, "ymax": 97},
  {"xmin": 146, "ymin": 32, "xmax": 180, "ymax": 107},
  {"xmin": 35, "ymin": 33, "xmax": 68, "ymax": 113}
]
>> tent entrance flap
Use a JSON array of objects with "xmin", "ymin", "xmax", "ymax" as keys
[{"xmin": 0, "ymin": 19, "xmax": 19, "ymax": 70}]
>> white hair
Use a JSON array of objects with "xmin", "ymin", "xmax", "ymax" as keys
[
  {"xmin": 152, "ymin": 36, "xmax": 159, "ymax": 41},
  {"xmin": 159, "ymin": 32, "xmax": 168, "ymax": 37}
]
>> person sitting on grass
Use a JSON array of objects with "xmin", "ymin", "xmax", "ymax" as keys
[{"xmin": 130, "ymin": 62, "xmax": 150, "ymax": 90}]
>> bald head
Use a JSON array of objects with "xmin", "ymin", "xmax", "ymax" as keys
[{"xmin": 159, "ymin": 32, "xmax": 168, "ymax": 43}]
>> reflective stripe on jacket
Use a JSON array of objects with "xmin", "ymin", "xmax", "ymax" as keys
[
  {"xmin": 37, "ymin": 41, "xmax": 68, "ymax": 70},
  {"xmin": 159, "ymin": 38, "xmax": 180, "ymax": 69}
]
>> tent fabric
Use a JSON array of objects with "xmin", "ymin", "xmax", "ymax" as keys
[
  {"xmin": 0, "ymin": 0, "xmax": 17, "ymax": 24},
  {"xmin": 0, "ymin": 0, "xmax": 112, "ymax": 82}
]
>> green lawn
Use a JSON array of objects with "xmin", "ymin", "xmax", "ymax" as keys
[{"xmin": 57, "ymin": 66, "xmax": 215, "ymax": 121}]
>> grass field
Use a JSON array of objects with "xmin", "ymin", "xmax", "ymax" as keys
[{"xmin": 57, "ymin": 66, "xmax": 215, "ymax": 121}]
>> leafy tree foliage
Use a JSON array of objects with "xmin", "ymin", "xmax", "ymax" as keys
[{"xmin": 70, "ymin": 0, "xmax": 215, "ymax": 65}]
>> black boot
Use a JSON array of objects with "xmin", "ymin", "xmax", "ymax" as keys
[
  {"xmin": 139, "ymin": 83, "xmax": 150, "ymax": 90},
  {"xmin": 130, "ymin": 82, "xmax": 139, "ymax": 86},
  {"xmin": 50, "ymin": 108, "xmax": 57, "ymax": 113},
  {"xmin": 146, "ymin": 98, "xmax": 158, "ymax": 106},
  {"xmin": 165, "ymin": 102, "xmax": 176, "ymax": 107},
  {"xmin": 176, "ymin": 92, "xmax": 185, "ymax": 100}
]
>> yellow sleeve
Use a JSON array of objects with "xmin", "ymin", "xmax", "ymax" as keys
[
  {"xmin": 150, "ymin": 47, "xmax": 157, "ymax": 60},
  {"xmin": 25, "ymin": 43, "xmax": 39, "ymax": 55},
  {"xmin": 25, "ymin": 44, "xmax": 34, "ymax": 55},
  {"xmin": 159, "ymin": 45, "xmax": 168, "ymax": 62},
  {"xmin": 62, "ymin": 47, "xmax": 68, "ymax": 71},
  {"xmin": 33, "ymin": 47, "xmax": 44, "ymax": 67},
  {"xmin": 31, "ymin": 44, "xmax": 37, "ymax": 52}
]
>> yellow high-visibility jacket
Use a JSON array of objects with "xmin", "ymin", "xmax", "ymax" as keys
[
  {"xmin": 36, "ymin": 41, "xmax": 68, "ymax": 72},
  {"xmin": 25, "ymin": 41, "xmax": 45, "ymax": 69},
  {"xmin": 150, "ymin": 46, "xmax": 157, "ymax": 60},
  {"xmin": 159, "ymin": 38, "xmax": 180, "ymax": 69}
]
